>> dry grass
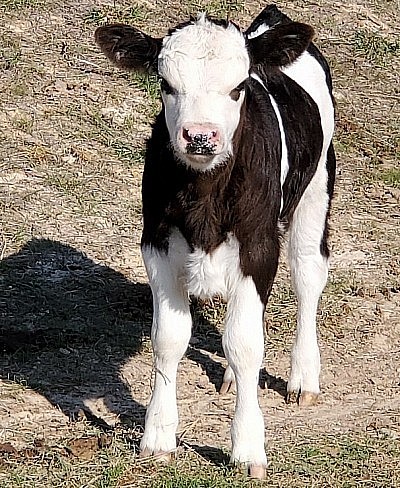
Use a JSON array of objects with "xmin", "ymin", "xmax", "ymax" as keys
[
  {"xmin": 0, "ymin": 0, "xmax": 399, "ymax": 486},
  {"xmin": 1, "ymin": 429, "xmax": 400, "ymax": 487}
]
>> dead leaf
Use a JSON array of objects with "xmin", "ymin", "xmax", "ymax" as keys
[
  {"xmin": 65, "ymin": 437, "xmax": 99, "ymax": 460},
  {"xmin": 0, "ymin": 443, "xmax": 17, "ymax": 455}
]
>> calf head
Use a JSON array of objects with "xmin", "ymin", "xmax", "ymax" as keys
[{"xmin": 95, "ymin": 14, "xmax": 313, "ymax": 171}]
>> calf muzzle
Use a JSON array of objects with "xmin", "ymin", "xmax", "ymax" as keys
[
  {"xmin": 182, "ymin": 125, "xmax": 220, "ymax": 156},
  {"xmin": 186, "ymin": 133, "xmax": 217, "ymax": 155}
]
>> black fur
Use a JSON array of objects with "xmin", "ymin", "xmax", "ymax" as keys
[
  {"xmin": 95, "ymin": 24, "xmax": 161, "ymax": 72},
  {"xmin": 320, "ymin": 142, "xmax": 336, "ymax": 258},
  {"xmin": 254, "ymin": 67, "xmax": 324, "ymax": 225},
  {"xmin": 248, "ymin": 22, "xmax": 314, "ymax": 67},
  {"xmin": 246, "ymin": 4, "xmax": 334, "ymax": 96},
  {"xmin": 142, "ymin": 72, "xmax": 324, "ymax": 303},
  {"xmin": 245, "ymin": 5, "xmax": 336, "ymax": 253}
]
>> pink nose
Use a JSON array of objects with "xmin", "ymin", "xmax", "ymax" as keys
[{"xmin": 182, "ymin": 125, "xmax": 220, "ymax": 144}]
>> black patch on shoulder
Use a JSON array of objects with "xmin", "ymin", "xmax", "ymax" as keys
[
  {"xmin": 252, "ymin": 67, "xmax": 324, "ymax": 226},
  {"xmin": 231, "ymin": 81, "xmax": 282, "ymax": 303}
]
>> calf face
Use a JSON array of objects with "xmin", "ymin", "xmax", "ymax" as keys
[
  {"xmin": 95, "ymin": 16, "xmax": 314, "ymax": 171},
  {"xmin": 159, "ymin": 18, "xmax": 250, "ymax": 170}
]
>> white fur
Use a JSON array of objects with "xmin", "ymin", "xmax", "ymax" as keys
[
  {"xmin": 246, "ymin": 23, "xmax": 271, "ymax": 39},
  {"xmin": 140, "ymin": 245, "xmax": 192, "ymax": 454},
  {"xmin": 141, "ymin": 229, "xmax": 267, "ymax": 467},
  {"xmin": 251, "ymin": 50, "xmax": 334, "ymax": 396},
  {"xmin": 185, "ymin": 234, "xmax": 243, "ymax": 300},
  {"xmin": 283, "ymin": 51, "xmax": 334, "ymax": 154},
  {"xmin": 268, "ymin": 95, "xmax": 289, "ymax": 189},
  {"xmin": 287, "ymin": 160, "xmax": 329, "ymax": 395},
  {"xmin": 222, "ymin": 276, "xmax": 267, "ymax": 466},
  {"xmin": 158, "ymin": 15, "xmax": 249, "ymax": 171},
  {"xmin": 280, "ymin": 52, "xmax": 333, "ymax": 394}
]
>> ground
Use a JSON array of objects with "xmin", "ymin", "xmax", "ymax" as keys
[{"xmin": 0, "ymin": 0, "xmax": 399, "ymax": 487}]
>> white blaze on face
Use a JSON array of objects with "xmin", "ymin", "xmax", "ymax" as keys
[{"xmin": 158, "ymin": 15, "xmax": 250, "ymax": 171}]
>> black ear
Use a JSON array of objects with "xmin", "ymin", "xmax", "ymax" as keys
[
  {"xmin": 248, "ymin": 22, "xmax": 314, "ymax": 67},
  {"xmin": 95, "ymin": 24, "xmax": 162, "ymax": 72}
]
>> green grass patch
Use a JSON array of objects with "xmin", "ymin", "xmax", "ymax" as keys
[
  {"xmin": 269, "ymin": 433, "xmax": 400, "ymax": 487},
  {"xmin": 129, "ymin": 72, "xmax": 161, "ymax": 103},
  {"xmin": 353, "ymin": 30, "xmax": 400, "ymax": 66},
  {"xmin": 111, "ymin": 143, "xmax": 145, "ymax": 165},
  {"xmin": 149, "ymin": 466, "xmax": 252, "ymax": 488},
  {"xmin": 184, "ymin": 0, "xmax": 245, "ymax": 17},
  {"xmin": 378, "ymin": 167, "xmax": 400, "ymax": 188},
  {"xmin": 11, "ymin": 115, "xmax": 34, "ymax": 133},
  {"xmin": 44, "ymin": 173, "xmax": 83, "ymax": 195},
  {"xmin": 97, "ymin": 463, "xmax": 126, "ymax": 488},
  {"xmin": 9, "ymin": 82, "xmax": 29, "ymax": 97},
  {"xmin": 84, "ymin": 4, "xmax": 148, "ymax": 26},
  {"xmin": 0, "ymin": 37, "xmax": 21, "ymax": 70},
  {"xmin": 78, "ymin": 109, "xmax": 147, "ymax": 164}
]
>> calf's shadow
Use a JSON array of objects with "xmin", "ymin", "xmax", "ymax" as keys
[
  {"xmin": 0, "ymin": 238, "xmax": 153, "ymax": 427},
  {"xmin": 0, "ymin": 238, "xmax": 286, "ymax": 462}
]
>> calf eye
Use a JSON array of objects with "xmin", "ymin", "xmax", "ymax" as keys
[
  {"xmin": 229, "ymin": 81, "xmax": 246, "ymax": 101},
  {"xmin": 160, "ymin": 78, "xmax": 174, "ymax": 95}
]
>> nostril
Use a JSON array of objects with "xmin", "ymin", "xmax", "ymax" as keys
[
  {"xmin": 209, "ymin": 130, "xmax": 220, "ymax": 142},
  {"xmin": 182, "ymin": 128, "xmax": 192, "ymax": 142},
  {"xmin": 182, "ymin": 129, "xmax": 192, "ymax": 142}
]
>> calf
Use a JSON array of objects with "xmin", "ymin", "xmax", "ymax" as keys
[{"xmin": 95, "ymin": 4, "xmax": 335, "ymax": 479}]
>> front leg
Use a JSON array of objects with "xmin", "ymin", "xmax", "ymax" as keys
[
  {"xmin": 140, "ymin": 245, "xmax": 192, "ymax": 458},
  {"xmin": 222, "ymin": 276, "xmax": 267, "ymax": 479}
]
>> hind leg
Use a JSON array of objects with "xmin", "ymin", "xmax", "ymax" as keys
[
  {"xmin": 286, "ymin": 161, "xmax": 332, "ymax": 406},
  {"xmin": 220, "ymin": 364, "xmax": 236, "ymax": 394}
]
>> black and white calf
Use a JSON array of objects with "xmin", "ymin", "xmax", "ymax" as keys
[{"xmin": 96, "ymin": 4, "xmax": 335, "ymax": 479}]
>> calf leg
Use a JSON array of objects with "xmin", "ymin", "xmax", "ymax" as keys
[
  {"xmin": 222, "ymin": 276, "xmax": 267, "ymax": 479},
  {"xmin": 140, "ymin": 246, "xmax": 192, "ymax": 457},
  {"xmin": 286, "ymin": 163, "xmax": 331, "ymax": 405}
]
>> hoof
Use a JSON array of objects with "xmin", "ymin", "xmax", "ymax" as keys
[
  {"xmin": 286, "ymin": 390, "xmax": 319, "ymax": 406},
  {"xmin": 249, "ymin": 465, "xmax": 266, "ymax": 479},
  {"xmin": 139, "ymin": 448, "xmax": 173, "ymax": 463},
  {"xmin": 299, "ymin": 391, "xmax": 319, "ymax": 407},
  {"xmin": 219, "ymin": 380, "xmax": 235, "ymax": 395},
  {"xmin": 285, "ymin": 390, "xmax": 299, "ymax": 404}
]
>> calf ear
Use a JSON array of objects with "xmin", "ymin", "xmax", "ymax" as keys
[
  {"xmin": 95, "ymin": 24, "xmax": 162, "ymax": 72},
  {"xmin": 248, "ymin": 22, "xmax": 314, "ymax": 67}
]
